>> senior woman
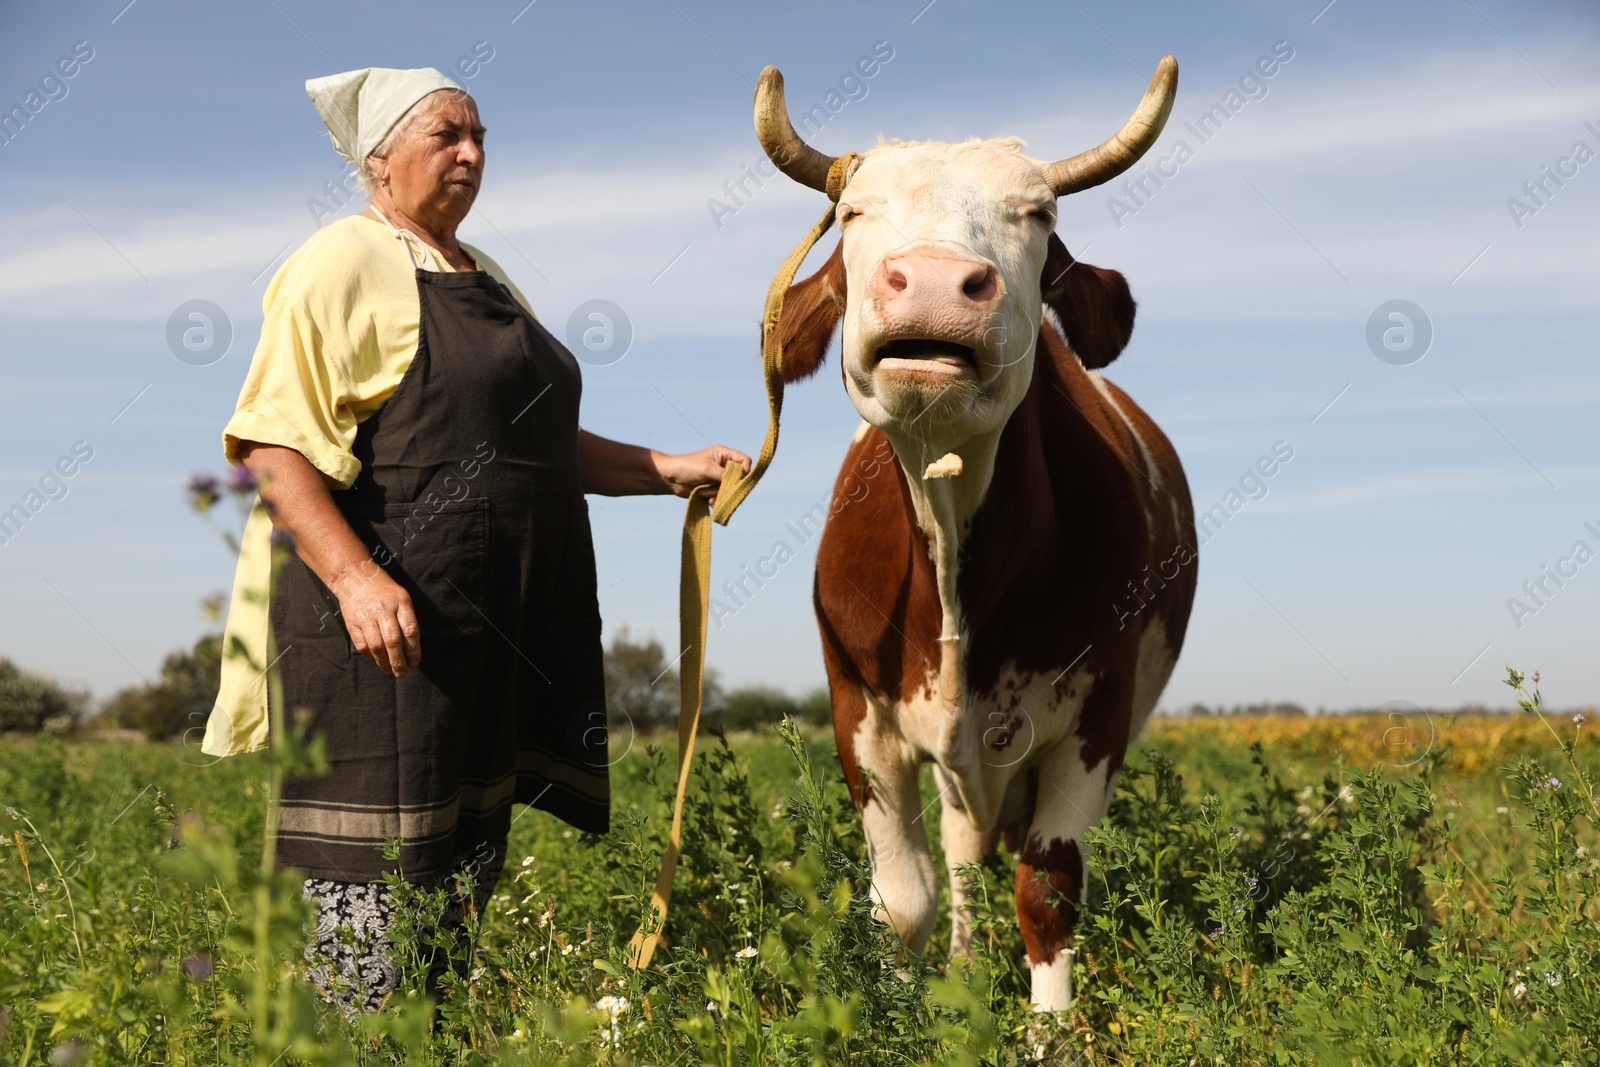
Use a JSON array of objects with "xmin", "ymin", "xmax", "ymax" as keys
[{"xmin": 202, "ymin": 67, "xmax": 747, "ymax": 1012}]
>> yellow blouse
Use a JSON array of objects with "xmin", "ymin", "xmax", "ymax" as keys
[{"xmin": 202, "ymin": 214, "xmax": 537, "ymax": 757}]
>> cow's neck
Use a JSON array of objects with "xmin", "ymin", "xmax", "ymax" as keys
[{"xmin": 883, "ymin": 422, "xmax": 1005, "ymax": 716}]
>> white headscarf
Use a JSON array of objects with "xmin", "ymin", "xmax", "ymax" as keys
[{"xmin": 305, "ymin": 66, "xmax": 465, "ymax": 169}]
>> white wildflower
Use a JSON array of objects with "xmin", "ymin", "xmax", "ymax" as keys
[
  {"xmin": 594, "ymin": 996, "xmax": 628, "ymax": 1049},
  {"xmin": 735, "ymin": 946, "xmax": 758, "ymax": 960}
]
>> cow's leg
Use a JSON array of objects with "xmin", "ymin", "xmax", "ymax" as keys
[
  {"xmin": 841, "ymin": 725, "xmax": 939, "ymax": 955},
  {"xmin": 864, "ymin": 752, "xmax": 939, "ymax": 955},
  {"xmin": 1017, "ymin": 737, "xmax": 1119, "ymax": 1012},
  {"xmin": 935, "ymin": 765, "xmax": 984, "ymax": 959},
  {"xmin": 831, "ymin": 676, "xmax": 940, "ymax": 956}
]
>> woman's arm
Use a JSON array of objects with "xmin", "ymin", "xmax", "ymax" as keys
[
  {"xmin": 578, "ymin": 429, "xmax": 750, "ymax": 505},
  {"xmin": 237, "ymin": 441, "xmax": 422, "ymax": 679}
]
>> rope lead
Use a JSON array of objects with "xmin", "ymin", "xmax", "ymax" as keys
[{"xmin": 628, "ymin": 159, "xmax": 857, "ymax": 970}]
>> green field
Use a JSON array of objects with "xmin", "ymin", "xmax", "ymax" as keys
[{"xmin": 2, "ymin": 674, "xmax": 1597, "ymax": 1065}]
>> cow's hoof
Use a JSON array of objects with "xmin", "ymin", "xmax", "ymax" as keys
[{"xmin": 1024, "ymin": 1012, "xmax": 1077, "ymax": 1064}]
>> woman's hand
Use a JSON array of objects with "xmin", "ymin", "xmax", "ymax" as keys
[
  {"xmin": 577, "ymin": 431, "xmax": 750, "ymax": 504},
  {"xmin": 239, "ymin": 441, "xmax": 423, "ymax": 679},
  {"xmin": 329, "ymin": 561, "xmax": 423, "ymax": 678},
  {"xmin": 655, "ymin": 445, "xmax": 752, "ymax": 507}
]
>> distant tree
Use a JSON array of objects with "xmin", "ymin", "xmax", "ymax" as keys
[
  {"xmin": 1238, "ymin": 701, "xmax": 1308, "ymax": 718},
  {"xmin": 601, "ymin": 627, "xmax": 741, "ymax": 732},
  {"xmin": 603, "ymin": 627, "xmax": 677, "ymax": 730},
  {"xmin": 796, "ymin": 688, "xmax": 831, "ymax": 727},
  {"xmin": 712, "ymin": 685, "xmax": 833, "ymax": 732},
  {"xmin": 717, "ymin": 686, "xmax": 794, "ymax": 731},
  {"xmin": 96, "ymin": 686, "xmax": 150, "ymax": 731},
  {"xmin": 0, "ymin": 658, "xmax": 79, "ymax": 733},
  {"xmin": 107, "ymin": 635, "xmax": 223, "ymax": 741}
]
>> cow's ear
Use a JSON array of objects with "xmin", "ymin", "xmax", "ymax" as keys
[
  {"xmin": 1039, "ymin": 233, "xmax": 1135, "ymax": 370},
  {"xmin": 772, "ymin": 240, "xmax": 846, "ymax": 384}
]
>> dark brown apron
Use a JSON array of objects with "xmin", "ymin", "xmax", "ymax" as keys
[{"xmin": 269, "ymin": 266, "xmax": 609, "ymax": 884}]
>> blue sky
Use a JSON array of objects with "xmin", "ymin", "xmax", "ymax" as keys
[{"xmin": 1, "ymin": 0, "xmax": 1596, "ymax": 717}]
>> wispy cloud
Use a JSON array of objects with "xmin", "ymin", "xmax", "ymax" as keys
[
  {"xmin": 1258, "ymin": 465, "xmax": 1598, "ymax": 515},
  {"xmin": 3, "ymin": 34, "xmax": 1597, "ymax": 354}
]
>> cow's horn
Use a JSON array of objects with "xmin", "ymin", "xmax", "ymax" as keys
[
  {"xmin": 1043, "ymin": 55, "xmax": 1178, "ymax": 196},
  {"xmin": 754, "ymin": 66, "xmax": 840, "ymax": 196}
]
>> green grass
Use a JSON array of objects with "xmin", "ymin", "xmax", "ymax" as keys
[{"xmin": 1, "ymin": 668, "xmax": 1597, "ymax": 1065}]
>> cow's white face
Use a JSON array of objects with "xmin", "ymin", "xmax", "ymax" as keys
[{"xmin": 834, "ymin": 139, "xmax": 1056, "ymax": 447}]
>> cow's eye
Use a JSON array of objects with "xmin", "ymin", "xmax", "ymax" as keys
[
  {"xmin": 838, "ymin": 205, "xmax": 862, "ymax": 223},
  {"xmin": 1026, "ymin": 206, "xmax": 1055, "ymax": 227}
]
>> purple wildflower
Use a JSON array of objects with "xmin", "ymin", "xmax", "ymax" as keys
[
  {"xmin": 227, "ymin": 464, "xmax": 257, "ymax": 493},
  {"xmin": 182, "ymin": 953, "xmax": 213, "ymax": 980},
  {"xmin": 1574, "ymin": 713, "xmax": 1587, "ymax": 725},
  {"xmin": 186, "ymin": 472, "xmax": 221, "ymax": 513}
]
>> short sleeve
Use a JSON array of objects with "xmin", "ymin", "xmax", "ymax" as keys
[
  {"xmin": 223, "ymin": 288, "xmax": 360, "ymax": 486},
  {"xmin": 223, "ymin": 220, "xmax": 416, "ymax": 489}
]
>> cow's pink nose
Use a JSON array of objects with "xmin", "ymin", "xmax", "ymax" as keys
[{"xmin": 871, "ymin": 252, "xmax": 1001, "ymax": 328}]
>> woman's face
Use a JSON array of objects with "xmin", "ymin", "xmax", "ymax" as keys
[{"xmin": 374, "ymin": 91, "xmax": 484, "ymax": 234}]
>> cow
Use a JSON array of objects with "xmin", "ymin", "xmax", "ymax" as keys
[{"xmin": 751, "ymin": 57, "xmax": 1197, "ymax": 1012}]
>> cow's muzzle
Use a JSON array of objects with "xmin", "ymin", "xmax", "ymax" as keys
[{"xmin": 867, "ymin": 250, "xmax": 1001, "ymax": 380}]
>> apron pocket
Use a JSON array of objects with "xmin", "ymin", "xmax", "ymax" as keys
[{"xmin": 344, "ymin": 497, "xmax": 492, "ymax": 650}]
